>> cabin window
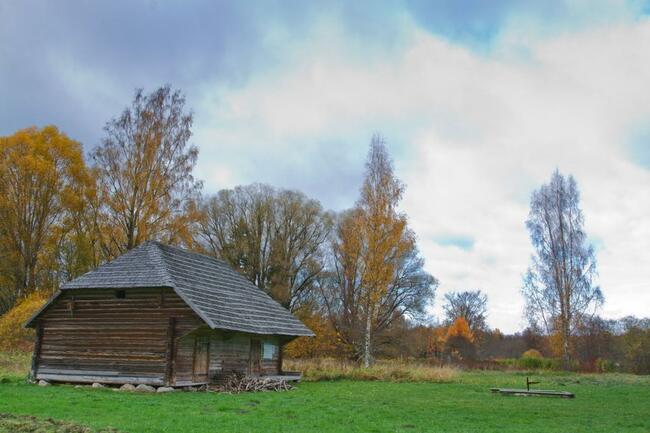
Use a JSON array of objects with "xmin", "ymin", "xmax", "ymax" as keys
[
  {"xmin": 115, "ymin": 290, "xmax": 126, "ymax": 299},
  {"xmin": 262, "ymin": 341, "xmax": 277, "ymax": 360}
]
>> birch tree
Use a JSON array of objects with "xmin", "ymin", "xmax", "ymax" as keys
[
  {"xmin": 323, "ymin": 135, "xmax": 436, "ymax": 366},
  {"xmin": 522, "ymin": 170, "xmax": 603, "ymax": 369}
]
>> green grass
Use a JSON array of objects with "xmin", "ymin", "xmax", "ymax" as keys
[{"xmin": 1, "ymin": 369, "xmax": 649, "ymax": 433}]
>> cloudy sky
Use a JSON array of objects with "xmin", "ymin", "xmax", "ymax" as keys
[{"xmin": 2, "ymin": 0, "xmax": 649, "ymax": 332}]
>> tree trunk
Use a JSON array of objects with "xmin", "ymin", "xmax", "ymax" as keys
[
  {"xmin": 363, "ymin": 307, "xmax": 372, "ymax": 368},
  {"xmin": 562, "ymin": 319, "xmax": 571, "ymax": 370}
]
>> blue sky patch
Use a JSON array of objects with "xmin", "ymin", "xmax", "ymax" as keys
[
  {"xmin": 433, "ymin": 235, "xmax": 475, "ymax": 250},
  {"xmin": 628, "ymin": 127, "xmax": 650, "ymax": 170}
]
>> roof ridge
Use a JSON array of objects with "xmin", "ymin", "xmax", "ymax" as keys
[
  {"xmin": 152, "ymin": 242, "xmax": 218, "ymax": 329},
  {"xmin": 144, "ymin": 241, "xmax": 176, "ymax": 287},
  {"xmin": 148, "ymin": 240, "xmax": 233, "ymax": 267}
]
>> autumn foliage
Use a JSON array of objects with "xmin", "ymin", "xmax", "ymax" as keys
[
  {"xmin": 521, "ymin": 349, "xmax": 543, "ymax": 359},
  {"xmin": 0, "ymin": 126, "xmax": 91, "ymax": 312},
  {"xmin": 446, "ymin": 317, "xmax": 474, "ymax": 342},
  {"xmin": 444, "ymin": 317, "xmax": 477, "ymax": 362},
  {"xmin": 284, "ymin": 311, "xmax": 339, "ymax": 358},
  {"xmin": 92, "ymin": 85, "xmax": 202, "ymax": 258},
  {"xmin": 0, "ymin": 291, "xmax": 47, "ymax": 352}
]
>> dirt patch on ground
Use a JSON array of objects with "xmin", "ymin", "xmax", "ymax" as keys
[{"xmin": 0, "ymin": 413, "xmax": 123, "ymax": 433}]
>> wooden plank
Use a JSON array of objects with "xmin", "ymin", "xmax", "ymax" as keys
[
  {"xmin": 37, "ymin": 373, "xmax": 164, "ymax": 385},
  {"xmin": 491, "ymin": 388, "xmax": 575, "ymax": 398}
]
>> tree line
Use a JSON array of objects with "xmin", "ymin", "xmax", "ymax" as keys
[
  {"xmin": 1, "ymin": 85, "xmax": 648, "ymax": 372},
  {"xmin": 0, "ymin": 86, "xmax": 436, "ymax": 366}
]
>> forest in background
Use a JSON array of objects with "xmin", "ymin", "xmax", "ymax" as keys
[{"xmin": 1, "ymin": 85, "xmax": 648, "ymax": 374}]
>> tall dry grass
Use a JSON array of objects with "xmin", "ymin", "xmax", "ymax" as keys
[
  {"xmin": 0, "ymin": 351, "xmax": 31, "ymax": 377},
  {"xmin": 284, "ymin": 358, "xmax": 459, "ymax": 383}
]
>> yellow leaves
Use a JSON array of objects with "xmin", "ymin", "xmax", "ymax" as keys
[
  {"xmin": 522, "ymin": 348, "xmax": 544, "ymax": 359},
  {"xmin": 0, "ymin": 291, "xmax": 48, "ymax": 352},
  {"xmin": 0, "ymin": 126, "xmax": 90, "ymax": 300},
  {"xmin": 355, "ymin": 136, "xmax": 411, "ymax": 307},
  {"xmin": 548, "ymin": 330, "xmax": 566, "ymax": 358},
  {"xmin": 92, "ymin": 86, "xmax": 200, "ymax": 256}
]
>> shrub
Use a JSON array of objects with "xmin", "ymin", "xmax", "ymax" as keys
[
  {"xmin": 521, "ymin": 349, "xmax": 543, "ymax": 359},
  {"xmin": 596, "ymin": 358, "xmax": 617, "ymax": 373},
  {"xmin": 518, "ymin": 356, "xmax": 543, "ymax": 369},
  {"xmin": 0, "ymin": 291, "xmax": 48, "ymax": 352},
  {"xmin": 494, "ymin": 356, "xmax": 565, "ymax": 371}
]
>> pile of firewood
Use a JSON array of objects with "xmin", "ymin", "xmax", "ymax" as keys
[{"xmin": 215, "ymin": 373, "xmax": 295, "ymax": 393}]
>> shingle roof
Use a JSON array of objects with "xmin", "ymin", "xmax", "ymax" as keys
[{"xmin": 39, "ymin": 241, "xmax": 313, "ymax": 337}]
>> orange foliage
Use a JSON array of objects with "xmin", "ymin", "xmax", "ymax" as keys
[
  {"xmin": 416, "ymin": 326, "xmax": 447, "ymax": 358},
  {"xmin": 446, "ymin": 317, "xmax": 474, "ymax": 343},
  {"xmin": 0, "ymin": 291, "xmax": 48, "ymax": 352},
  {"xmin": 284, "ymin": 312, "xmax": 340, "ymax": 358}
]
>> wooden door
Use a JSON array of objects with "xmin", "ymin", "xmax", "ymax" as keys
[
  {"xmin": 249, "ymin": 339, "xmax": 261, "ymax": 375},
  {"xmin": 192, "ymin": 336, "xmax": 210, "ymax": 383}
]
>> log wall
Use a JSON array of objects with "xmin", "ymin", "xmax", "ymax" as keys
[
  {"xmin": 33, "ymin": 287, "xmax": 285, "ymax": 386},
  {"xmin": 34, "ymin": 288, "xmax": 203, "ymax": 385}
]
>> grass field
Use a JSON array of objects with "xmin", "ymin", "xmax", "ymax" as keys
[{"xmin": 1, "ymin": 355, "xmax": 649, "ymax": 433}]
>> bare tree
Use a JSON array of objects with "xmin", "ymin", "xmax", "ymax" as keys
[
  {"xmin": 443, "ymin": 290, "xmax": 488, "ymax": 333},
  {"xmin": 92, "ymin": 85, "xmax": 202, "ymax": 258},
  {"xmin": 522, "ymin": 170, "xmax": 603, "ymax": 369},
  {"xmin": 200, "ymin": 184, "xmax": 333, "ymax": 311}
]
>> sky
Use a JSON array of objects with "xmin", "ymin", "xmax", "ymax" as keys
[{"xmin": 1, "ymin": 0, "xmax": 649, "ymax": 332}]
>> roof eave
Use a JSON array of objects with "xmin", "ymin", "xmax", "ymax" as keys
[{"xmin": 24, "ymin": 290, "xmax": 62, "ymax": 329}]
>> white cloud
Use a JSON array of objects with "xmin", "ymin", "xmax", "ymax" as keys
[{"xmin": 193, "ymin": 13, "xmax": 650, "ymax": 332}]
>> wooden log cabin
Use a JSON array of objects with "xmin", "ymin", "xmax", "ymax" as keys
[{"xmin": 25, "ymin": 241, "xmax": 313, "ymax": 387}]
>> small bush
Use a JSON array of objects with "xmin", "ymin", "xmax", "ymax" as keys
[
  {"xmin": 521, "ymin": 349, "xmax": 543, "ymax": 359},
  {"xmin": 597, "ymin": 358, "xmax": 617, "ymax": 373},
  {"xmin": 518, "ymin": 356, "xmax": 544, "ymax": 369},
  {"xmin": 493, "ymin": 357, "xmax": 565, "ymax": 371}
]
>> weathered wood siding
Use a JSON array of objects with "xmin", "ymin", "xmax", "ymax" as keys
[
  {"xmin": 34, "ymin": 288, "xmax": 204, "ymax": 385},
  {"xmin": 207, "ymin": 333, "xmax": 281, "ymax": 380},
  {"xmin": 261, "ymin": 336, "xmax": 281, "ymax": 375}
]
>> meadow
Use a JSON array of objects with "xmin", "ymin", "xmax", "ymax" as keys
[{"xmin": 1, "ymin": 353, "xmax": 649, "ymax": 433}]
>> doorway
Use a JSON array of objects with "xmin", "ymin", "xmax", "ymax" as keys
[
  {"xmin": 249, "ymin": 339, "xmax": 261, "ymax": 375},
  {"xmin": 192, "ymin": 336, "xmax": 210, "ymax": 383}
]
